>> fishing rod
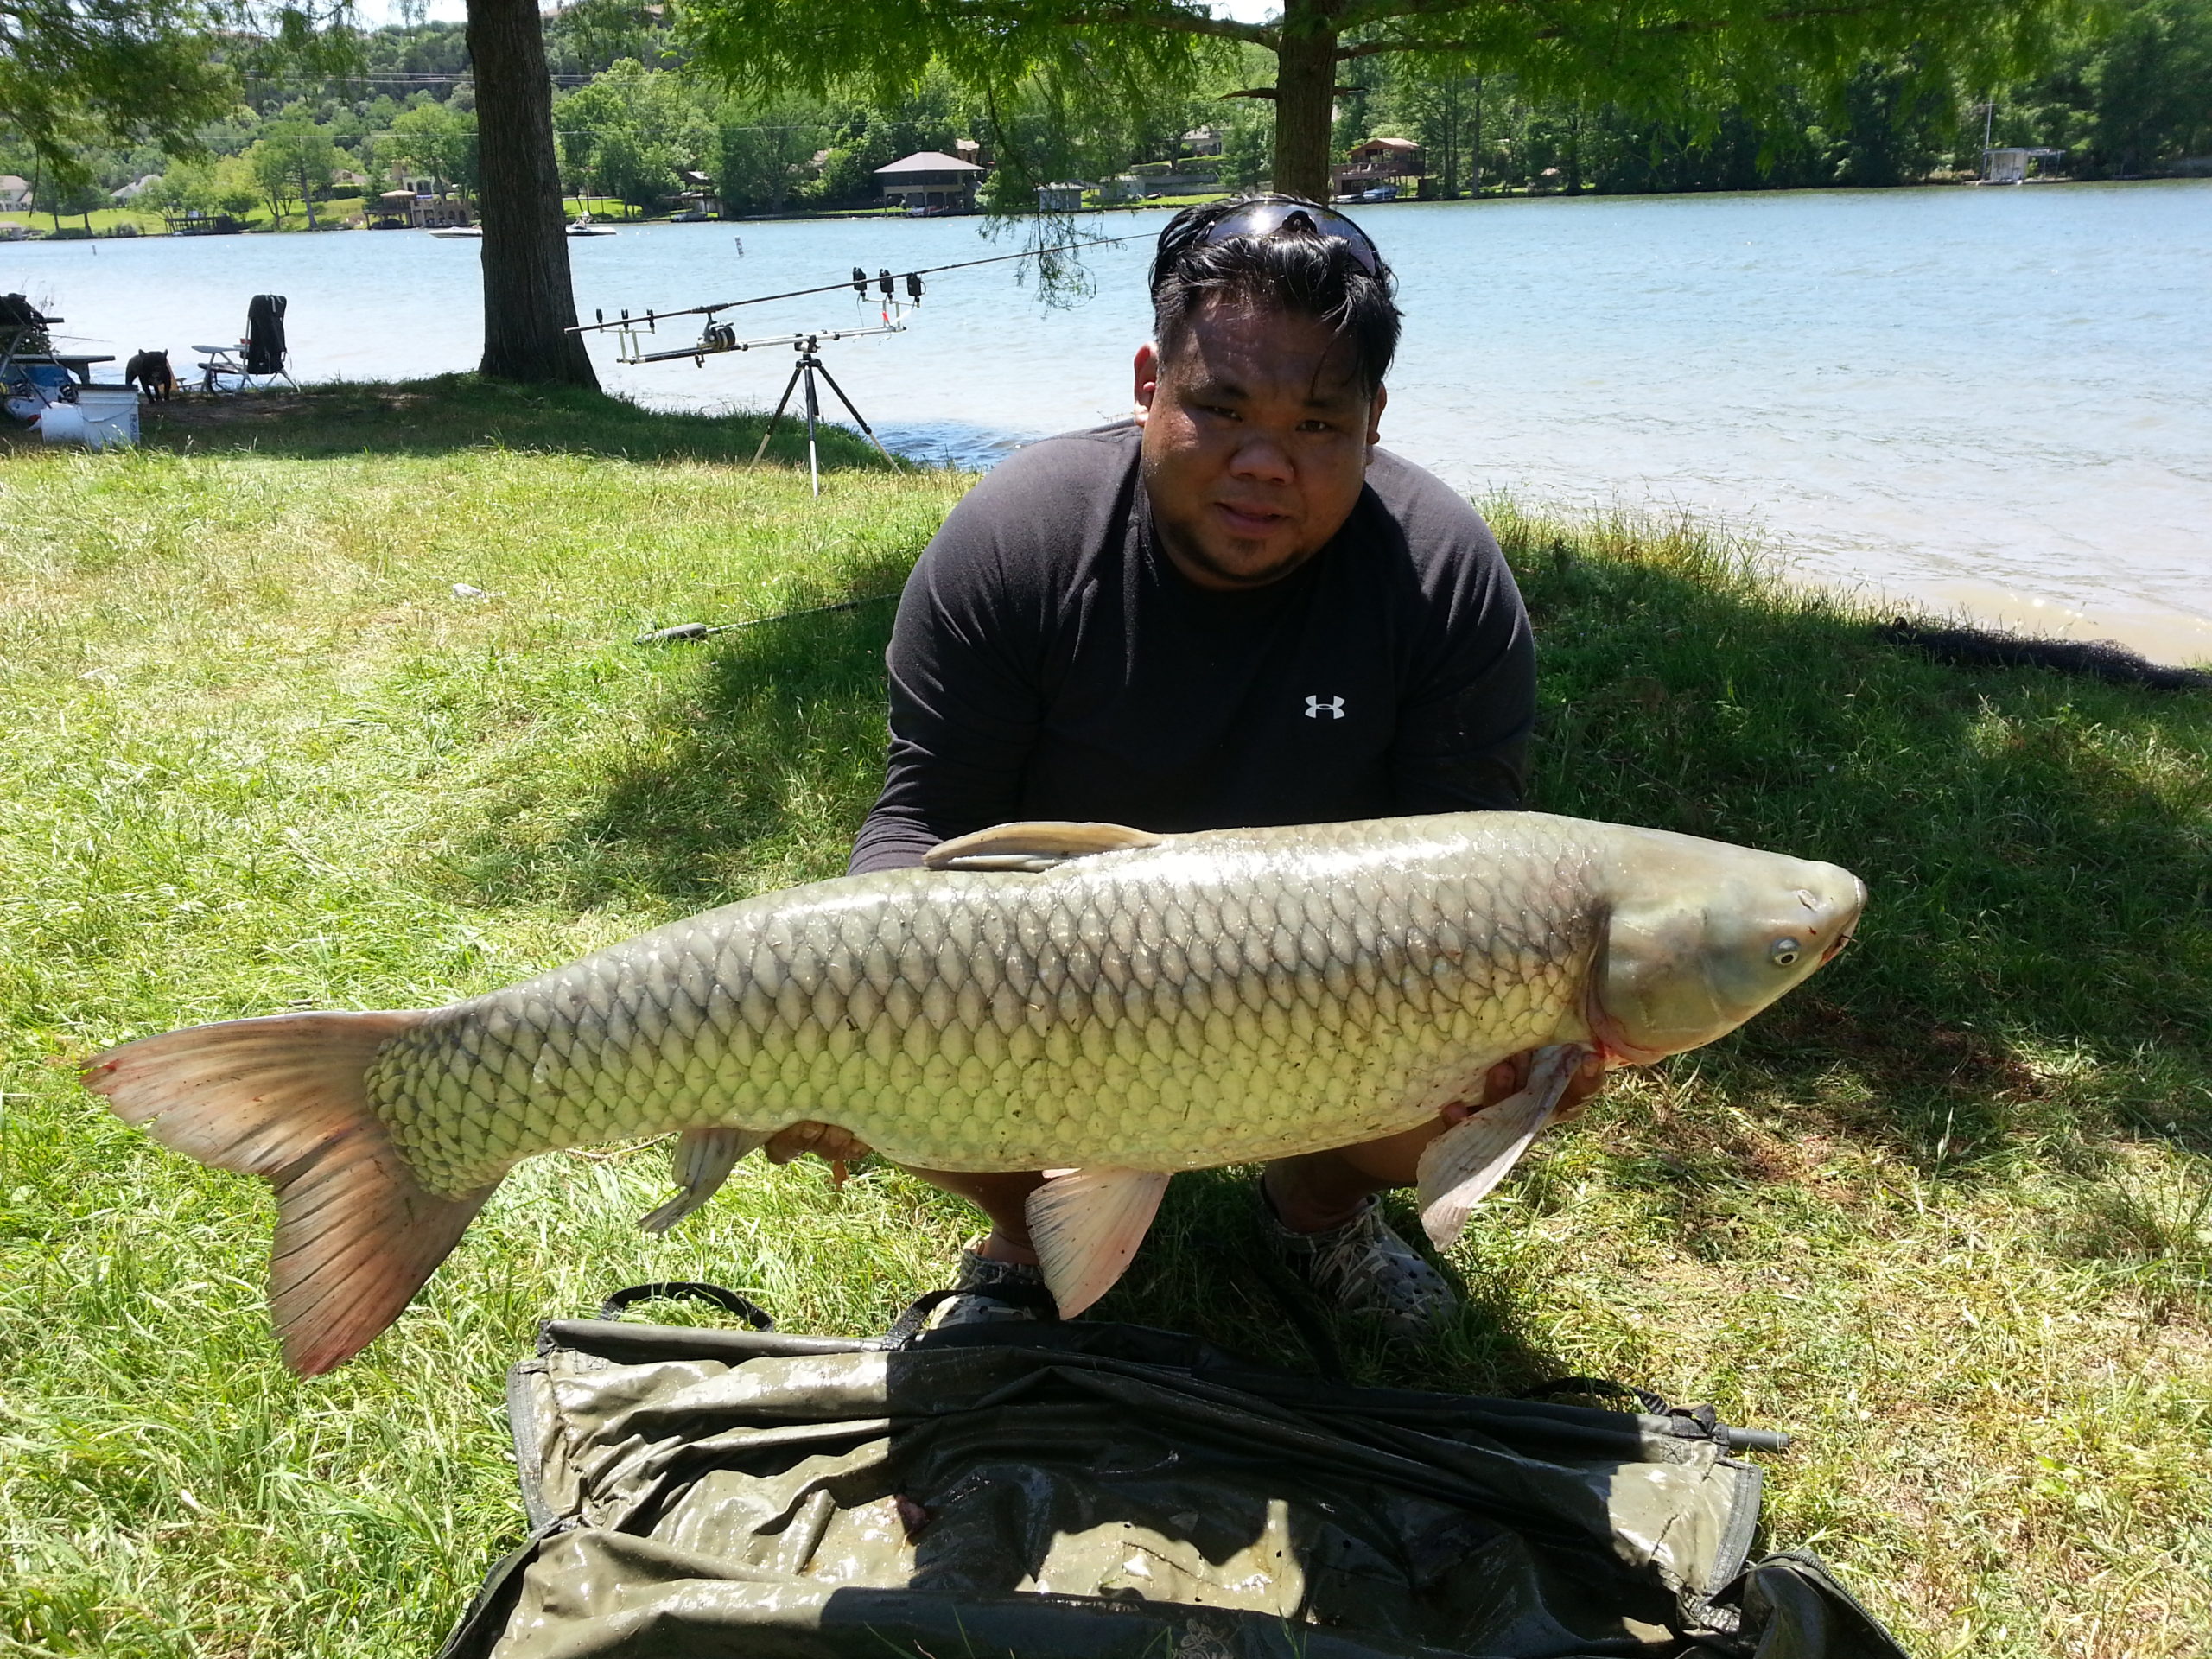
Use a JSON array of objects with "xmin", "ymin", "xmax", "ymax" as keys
[
  {"xmin": 622, "ymin": 320, "xmax": 904, "ymax": 367},
  {"xmin": 566, "ymin": 232, "xmax": 1135, "ymax": 337}
]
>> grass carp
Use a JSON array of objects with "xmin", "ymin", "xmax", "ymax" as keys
[{"xmin": 86, "ymin": 811, "xmax": 1864, "ymax": 1373}]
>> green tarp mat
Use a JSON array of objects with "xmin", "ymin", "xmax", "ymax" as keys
[{"xmin": 439, "ymin": 1305, "xmax": 1909, "ymax": 1659}]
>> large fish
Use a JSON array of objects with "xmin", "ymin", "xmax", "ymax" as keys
[{"xmin": 86, "ymin": 812, "xmax": 1864, "ymax": 1373}]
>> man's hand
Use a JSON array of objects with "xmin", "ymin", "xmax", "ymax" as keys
[
  {"xmin": 763, "ymin": 1121, "xmax": 873, "ymax": 1166},
  {"xmin": 1441, "ymin": 1048, "xmax": 1608, "ymax": 1127}
]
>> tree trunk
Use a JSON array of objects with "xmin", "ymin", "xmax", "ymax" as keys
[
  {"xmin": 1442, "ymin": 75, "xmax": 1459, "ymax": 200},
  {"xmin": 467, "ymin": 0, "xmax": 599, "ymax": 387},
  {"xmin": 1471, "ymin": 78, "xmax": 1484, "ymax": 196},
  {"xmin": 1271, "ymin": 0, "xmax": 1340, "ymax": 201}
]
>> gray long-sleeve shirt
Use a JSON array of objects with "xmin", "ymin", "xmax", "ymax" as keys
[{"xmin": 849, "ymin": 423, "xmax": 1535, "ymax": 874}]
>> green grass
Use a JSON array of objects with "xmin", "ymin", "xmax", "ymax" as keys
[
  {"xmin": 3, "ymin": 383, "xmax": 2209, "ymax": 1655},
  {"xmin": 0, "ymin": 207, "xmax": 169, "ymax": 238}
]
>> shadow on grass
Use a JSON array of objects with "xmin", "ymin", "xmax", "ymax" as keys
[
  {"xmin": 460, "ymin": 550, "xmax": 911, "ymax": 917},
  {"xmin": 118, "ymin": 373, "xmax": 900, "ymax": 469}
]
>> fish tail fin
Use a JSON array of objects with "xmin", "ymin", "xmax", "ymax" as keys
[{"xmin": 82, "ymin": 1011, "xmax": 497, "ymax": 1376}]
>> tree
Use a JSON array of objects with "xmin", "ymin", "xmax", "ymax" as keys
[
  {"xmin": 252, "ymin": 120, "xmax": 341, "ymax": 226},
  {"xmin": 247, "ymin": 136, "xmax": 304, "ymax": 221},
  {"xmin": 2085, "ymin": 0, "xmax": 2212, "ymax": 173},
  {"xmin": 1217, "ymin": 104, "xmax": 1274, "ymax": 190},
  {"xmin": 714, "ymin": 99, "xmax": 822, "ymax": 213},
  {"xmin": 683, "ymin": 0, "xmax": 2075, "ymax": 203},
  {"xmin": 53, "ymin": 176, "xmax": 108, "ymax": 232},
  {"xmin": 467, "ymin": 0, "xmax": 599, "ymax": 386},
  {"xmin": 0, "ymin": 0, "xmax": 232, "ymax": 186},
  {"xmin": 390, "ymin": 99, "xmax": 479, "ymax": 195}
]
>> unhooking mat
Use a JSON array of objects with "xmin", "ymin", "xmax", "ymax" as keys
[{"xmin": 438, "ymin": 1298, "xmax": 1910, "ymax": 1659}]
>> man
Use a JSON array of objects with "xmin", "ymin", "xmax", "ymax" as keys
[{"xmin": 822, "ymin": 197, "xmax": 1599, "ymax": 1333}]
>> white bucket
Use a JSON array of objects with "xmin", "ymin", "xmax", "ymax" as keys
[
  {"xmin": 73, "ymin": 387, "xmax": 140, "ymax": 449},
  {"xmin": 37, "ymin": 402, "xmax": 87, "ymax": 445}
]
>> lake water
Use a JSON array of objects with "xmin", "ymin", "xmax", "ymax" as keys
[{"xmin": 10, "ymin": 181, "xmax": 2209, "ymax": 661}]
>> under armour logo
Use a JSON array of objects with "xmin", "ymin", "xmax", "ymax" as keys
[{"xmin": 1305, "ymin": 695, "xmax": 1346, "ymax": 720}]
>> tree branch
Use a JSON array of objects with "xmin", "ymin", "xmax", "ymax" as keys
[{"xmin": 1047, "ymin": 3, "xmax": 1277, "ymax": 47}]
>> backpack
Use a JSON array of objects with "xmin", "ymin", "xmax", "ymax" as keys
[{"xmin": 440, "ymin": 1286, "xmax": 1910, "ymax": 1658}]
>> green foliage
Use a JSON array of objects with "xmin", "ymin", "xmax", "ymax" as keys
[
  {"xmin": 546, "ymin": 0, "xmax": 677, "ymax": 77},
  {"xmin": 681, "ymin": 0, "xmax": 1214, "ymax": 203},
  {"xmin": 713, "ymin": 101, "xmax": 823, "ymax": 213},
  {"xmin": 0, "ymin": 0, "xmax": 233, "ymax": 184},
  {"xmin": 678, "ymin": 0, "xmax": 2081, "ymax": 197},
  {"xmin": 554, "ymin": 58, "xmax": 713, "ymax": 210},
  {"xmin": 247, "ymin": 120, "xmax": 341, "ymax": 224},
  {"xmin": 388, "ymin": 99, "xmax": 477, "ymax": 195},
  {"xmin": 1218, "ymin": 105, "xmax": 1274, "ymax": 190},
  {"xmin": 14, "ymin": 0, "xmax": 2209, "ymax": 231}
]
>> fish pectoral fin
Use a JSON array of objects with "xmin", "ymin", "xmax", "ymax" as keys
[
  {"xmin": 639, "ymin": 1128, "xmax": 771, "ymax": 1234},
  {"xmin": 923, "ymin": 820, "xmax": 1165, "ymax": 873},
  {"xmin": 1024, "ymin": 1167, "xmax": 1171, "ymax": 1318},
  {"xmin": 1416, "ymin": 1043, "xmax": 1592, "ymax": 1249}
]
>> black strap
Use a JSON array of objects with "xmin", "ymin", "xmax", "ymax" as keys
[
  {"xmin": 883, "ymin": 1281, "xmax": 1061, "ymax": 1348},
  {"xmin": 1521, "ymin": 1376, "xmax": 1674, "ymax": 1415},
  {"xmin": 594, "ymin": 1281, "xmax": 776, "ymax": 1329}
]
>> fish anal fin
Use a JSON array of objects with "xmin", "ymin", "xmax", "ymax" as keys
[
  {"xmin": 1023, "ymin": 1167, "xmax": 1170, "ymax": 1318},
  {"xmin": 639, "ymin": 1127, "xmax": 770, "ymax": 1233},
  {"xmin": 1415, "ymin": 1043, "xmax": 1591, "ymax": 1249},
  {"xmin": 923, "ymin": 821, "xmax": 1164, "ymax": 873},
  {"xmin": 83, "ymin": 1010, "xmax": 499, "ymax": 1376}
]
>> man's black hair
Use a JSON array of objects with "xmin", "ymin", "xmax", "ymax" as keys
[{"xmin": 1149, "ymin": 194, "xmax": 1401, "ymax": 397}]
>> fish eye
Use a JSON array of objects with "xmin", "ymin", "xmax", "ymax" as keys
[{"xmin": 1770, "ymin": 938, "xmax": 1802, "ymax": 968}]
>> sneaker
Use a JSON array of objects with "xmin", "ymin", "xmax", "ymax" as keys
[
  {"xmin": 1256, "ymin": 1182, "xmax": 1459, "ymax": 1338},
  {"xmin": 925, "ymin": 1245, "xmax": 1052, "ymax": 1329}
]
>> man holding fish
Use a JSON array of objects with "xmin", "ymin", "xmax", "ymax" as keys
[
  {"xmin": 813, "ymin": 198, "xmax": 1605, "ymax": 1335},
  {"xmin": 87, "ymin": 200, "xmax": 1862, "ymax": 1376}
]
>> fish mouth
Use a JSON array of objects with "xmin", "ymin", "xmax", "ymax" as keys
[{"xmin": 1818, "ymin": 876, "xmax": 1868, "ymax": 963}]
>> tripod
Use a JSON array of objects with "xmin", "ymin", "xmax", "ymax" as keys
[{"xmin": 750, "ymin": 335, "xmax": 900, "ymax": 496}]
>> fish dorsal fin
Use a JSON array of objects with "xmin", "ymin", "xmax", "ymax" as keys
[
  {"xmin": 923, "ymin": 820, "xmax": 1165, "ymax": 873},
  {"xmin": 1024, "ymin": 1167, "xmax": 1172, "ymax": 1317}
]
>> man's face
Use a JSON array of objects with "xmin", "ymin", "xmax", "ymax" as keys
[{"xmin": 1135, "ymin": 297, "xmax": 1386, "ymax": 591}]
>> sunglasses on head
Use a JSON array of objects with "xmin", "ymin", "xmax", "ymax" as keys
[{"xmin": 1193, "ymin": 198, "xmax": 1384, "ymax": 276}]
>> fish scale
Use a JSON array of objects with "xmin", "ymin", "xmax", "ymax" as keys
[{"xmin": 365, "ymin": 815, "xmax": 1591, "ymax": 1195}]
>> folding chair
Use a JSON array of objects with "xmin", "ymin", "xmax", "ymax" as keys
[
  {"xmin": 199, "ymin": 296, "xmax": 297, "ymax": 393},
  {"xmin": 241, "ymin": 294, "xmax": 296, "ymax": 390}
]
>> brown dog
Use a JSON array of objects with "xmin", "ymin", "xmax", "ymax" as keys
[{"xmin": 124, "ymin": 349, "xmax": 178, "ymax": 401}]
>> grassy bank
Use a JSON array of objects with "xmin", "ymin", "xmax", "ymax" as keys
[{"xmin": 2, "ymin": 381, "xmax": 2207, "ymax": 1656}]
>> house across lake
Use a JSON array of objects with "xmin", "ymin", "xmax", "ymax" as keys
[{"xmin": 874, "ymin": 151, "xmax": 985, "ymax": 213}]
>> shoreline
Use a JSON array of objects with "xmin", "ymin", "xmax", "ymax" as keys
[
  {"xmin": 17, "ymin": 377, "xmax": 2209, "ymax": 670},
  {"xmin": 10, "ymin": 173, "xmax": 2208, "ymax": 241}
]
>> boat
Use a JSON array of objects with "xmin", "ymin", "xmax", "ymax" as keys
[
  {"xmin": 566, "ymin": 212, "xmax": 618, "ymax": 238},
  {"xmin": 428, "ymin": 225, "xmax": 482, "ymax": 239}
]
